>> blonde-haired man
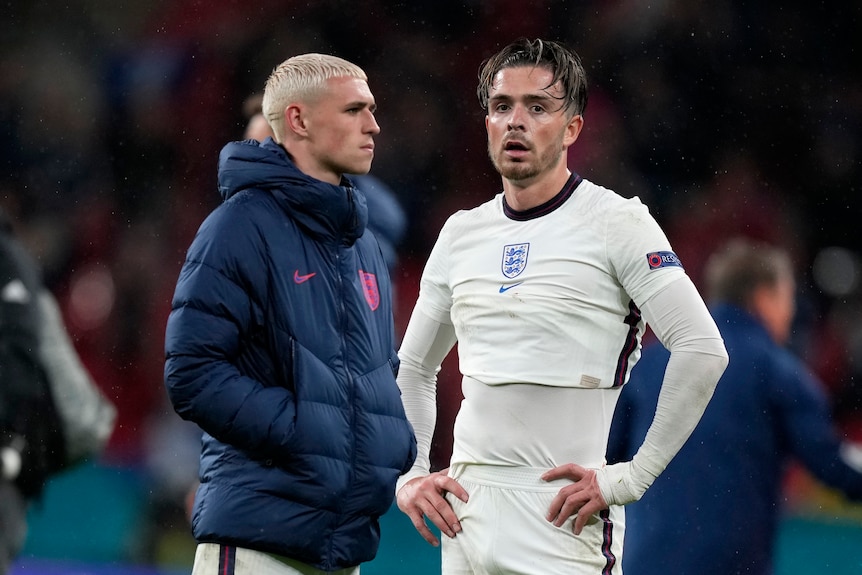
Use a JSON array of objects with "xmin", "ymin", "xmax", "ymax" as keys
[
  {"xmin": 261, "ymin": 54, "xmax": 366, "ymax": 145},
  {"xmin": 165, "ymin": 53, "xmax": 416, "ymax": 575}
]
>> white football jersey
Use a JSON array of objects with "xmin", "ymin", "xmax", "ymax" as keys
[
  {"xmin": 417, "ymin": 174, "xmax": 684, "ymax": 390},
  {"xmin": 410, "ymin": 175, "xmax": 688, "ymax": 469}
]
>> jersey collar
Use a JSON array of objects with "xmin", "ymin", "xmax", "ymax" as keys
[{"xmin": 502, "ymin": 172, "xmax": 583, "ymax": 221}]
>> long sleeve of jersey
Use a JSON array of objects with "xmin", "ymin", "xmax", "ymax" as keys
[
  {"xmin": 395, "ymin": 307, "xmax": 458, "ymax": 492},
  {"xmin": 597, "ymin": 276, "xmax": 729, "ymax": 505}
]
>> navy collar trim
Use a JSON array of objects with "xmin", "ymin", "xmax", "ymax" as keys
[{"xmin": 502, "ymin": 172, "xmax": 583, "ymax": 221}]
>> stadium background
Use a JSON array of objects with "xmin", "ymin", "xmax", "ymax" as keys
[{"xmin": 2, "ymin": 1, "xmax": 861, "ymax": 573}]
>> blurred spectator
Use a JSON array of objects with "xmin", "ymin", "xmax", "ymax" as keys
[
  {"xmin": 0, "ymin": 206, "xmax": 61, "ymax": 574},
  {"xmin": 0, "ymin": 206, "xmax": 114, "ymax": 574},
  {"xmin": 608, "ymin": 237, "xmax": 862, "ymax": 575}
]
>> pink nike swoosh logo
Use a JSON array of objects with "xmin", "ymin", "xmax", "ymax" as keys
[{"xmin": 294, "ymin": 270, "xmax": 317, "ymax": 284}]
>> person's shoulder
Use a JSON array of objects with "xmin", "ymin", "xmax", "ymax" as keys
[
  {"xmin": 576, "ymin": 178, "xmax": 648, "ymax": 211},
  {"xmin": 571, "ymin": 179, "xmax": 656, "ymax": 232},
  {"xmin": 189, "ymin": 189, "xmax": 282, "ymax": 259},
  {"xmin": 747, "ymin": 340, "xmax": 826, "ymax": 404},
  {"xmin": 205, "ymin": 188, "xmax": 277, "ymax": 228},
  {"xmin": 572, "ymin": 179, "xmax": 648, "ymax": 216},
  {"xmin": 718, "ymin": 311, "xmax": 814, "ymax": 384},
  {"xmin": 769, "ymin": 341, "xmax": 817, "ymax": 383},
  {"xmin": 715, "ymin": 307, "xmax": 775, "ymax": 354}
]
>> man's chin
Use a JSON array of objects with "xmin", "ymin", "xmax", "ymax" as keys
[
  {"xmin": 490, "ymin": 153, "xmax": 537, "ymax": 181},
  {"xmin": 499, "ymin": 164, "xmax": 537, "ymax": 181},
  {"xmin": 344, "ymin": 163, "xmax": 373, "ymax": 176}
]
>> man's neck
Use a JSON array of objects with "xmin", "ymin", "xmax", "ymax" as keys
[
  {"xmin": 281, "ymin": 143, "xmax": 341, "ymax": 185},
  {"xmin": 502, "ymin": 168, "xmax": 572, "ymax": 212}
]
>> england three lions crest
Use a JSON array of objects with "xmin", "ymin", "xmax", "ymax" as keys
[
  {"xmin": 359, "ymin": 270, "xmax": 380, "ymax": 311},
  {"xmin": 502, "ymin": 243, "xmax": 530, "ymax": 278}
]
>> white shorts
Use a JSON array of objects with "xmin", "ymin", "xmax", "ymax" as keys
[
  {"xmin": 443, "ymin": 464, "xmax": 624, "ymax": 575},
  {"xmin": 191, "ymin": 543, "xmax": 360, "ymax": 575}
]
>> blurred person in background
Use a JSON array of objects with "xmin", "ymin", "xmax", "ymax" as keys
[
  {"xmin": 393, "ymin": 38, "xmax": 728, "ymax": 574},
  {"xmin": 164, "ymin": 53, "xmax": 416, "ymax": 575},
  {"xmin": 608, "ymin": 237, "xmax": 862, "ymax": 575},
  {"xmin": 0, "ymin": 205, "xmax": 115, "ymax": 574},
  {"xmin": 0, "ymin": 206, "xmax": 64, "ymax": 574}
]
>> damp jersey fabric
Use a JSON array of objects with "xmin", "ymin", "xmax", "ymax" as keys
[{"xmin": 415, "ymin": 173, "xmax": 684, "ymax": 471}]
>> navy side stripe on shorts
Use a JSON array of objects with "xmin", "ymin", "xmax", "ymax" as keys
[
  {"xmin": 218, "ymin": 544, "xmax": 236, "ymax": 575},
  {"xmin": 600, "ymin": 509, "xmax": 618, "ymax": 574}
]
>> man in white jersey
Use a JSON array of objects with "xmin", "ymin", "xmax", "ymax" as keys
[{"xmin": 394, "ymin": 38, "xmax": 729, "ymax": 574}]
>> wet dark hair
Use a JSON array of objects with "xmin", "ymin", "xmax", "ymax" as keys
[{"xmin": 477, "ymin": 38, "xmax": 588, "ymax": 118}]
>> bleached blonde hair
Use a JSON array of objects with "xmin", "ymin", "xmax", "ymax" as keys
[{"xmin": 262, "ymin": 53, "xmax": 367, "ymax": 143}]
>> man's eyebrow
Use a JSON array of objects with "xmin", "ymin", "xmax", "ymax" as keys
[
  {"xmin": 488, "ymin": 93, "xmax": 555, "ymax": 104},
  {"xmin": 345, "ymin": 100, "xmax": 376, "ymax": 110}
]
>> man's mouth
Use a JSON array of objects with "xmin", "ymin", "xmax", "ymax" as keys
[
  {"xmin": 504, "ymin": 140, "xmax": 529, "ymax": 151},
  {"xmin": 503, "ymin": 140, "xmax": 529, "ymax": 159}
]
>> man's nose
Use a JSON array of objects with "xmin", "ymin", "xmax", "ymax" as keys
[
  {"xmin": 366, "ymin": 110, "xmax": 381, "ymax": 134},
  {"xmin": 507, "ymin": 106, "xmax": 527, "ymax": 130}
]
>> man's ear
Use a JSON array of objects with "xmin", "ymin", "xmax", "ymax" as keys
[
  {"xmin": 285, "ymin": 104, "xmax": 308, "ymax": 137},
  {"xmin": 564, "ymin": 114, "xmax": 584, "ymax": 147}
]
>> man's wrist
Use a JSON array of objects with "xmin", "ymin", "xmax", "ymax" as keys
[
  {"xmin": 596, "ymin": 460, "xmax": 655, "ymax": 506},
  {"xmin": 396, "ymin": 467, "xmax": 430, "ymax": 494}
]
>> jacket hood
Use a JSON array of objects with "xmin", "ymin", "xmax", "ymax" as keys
[{"xmin": 217, "ymin": 138, "xmax": 368, "ymax": 243}]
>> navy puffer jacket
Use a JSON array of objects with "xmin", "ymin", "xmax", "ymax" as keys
[{"xmin": 164, "ymin": 139, "xmax": 416, "ymax": 570}]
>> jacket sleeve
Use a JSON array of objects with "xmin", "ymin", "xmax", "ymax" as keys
[
  {"xmin": 770, "ymin": 351, "xmax": 862, "ymax": 500},
  {"xmin": 163, "ymin": 204, "xmax": 297, "ymax": 459}
]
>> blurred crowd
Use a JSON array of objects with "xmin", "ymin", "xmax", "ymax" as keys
[{"xmin": 2, "ymin": 0, "xmax": 861, "ymax": 566}]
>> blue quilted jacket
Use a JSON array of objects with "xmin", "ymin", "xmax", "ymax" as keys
[{"xmin": 164, "ymin": 139, "xmax": 417, "ymax": 570}]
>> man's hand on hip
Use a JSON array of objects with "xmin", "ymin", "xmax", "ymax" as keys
[
  {"xmin": 542, "ymin": 463, "xmax": 609, "ymax": 536},
  {"xmin": 396, "ymin": 469, "xmax": 469, "ymax": 546}
]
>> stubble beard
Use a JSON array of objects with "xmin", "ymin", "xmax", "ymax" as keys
[{"xmin": 488, "ymin": 138, "xmax": 564, "ymax": 182}]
